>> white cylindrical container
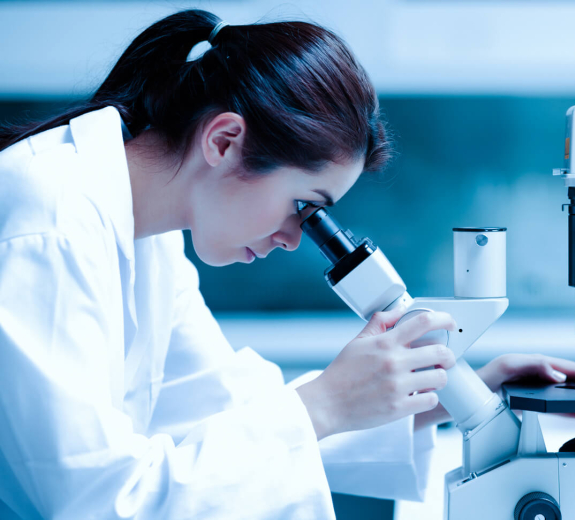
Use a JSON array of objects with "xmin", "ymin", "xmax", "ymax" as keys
[{"xmin": 453, "ymin": 227, "xmax": 506, "ymax": 298}]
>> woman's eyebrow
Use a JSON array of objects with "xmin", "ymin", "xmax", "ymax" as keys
[{"xmin": 312, "ymin": 189, "xmax": 334, "ymax": 206}]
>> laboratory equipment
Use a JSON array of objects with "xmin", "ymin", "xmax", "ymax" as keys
[
  {"xmin": 554, "ymin": 106, "xmax": 575, "ymax": 287},
  {"xmin": 302, "ymin": 208, "xmax": 521, "ymax": 472},
  {"xmin": 302, "ymin": 113, "xmax": 575, "ymax": 519}
]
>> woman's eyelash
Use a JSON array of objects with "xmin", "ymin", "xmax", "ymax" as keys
[{"xmin": 295, "ymin": 201, "xmax": 320, "ymax": 215}]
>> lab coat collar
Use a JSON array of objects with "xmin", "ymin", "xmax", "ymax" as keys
[{"xmin": 69, "ymin": 106, "xmax": 135, "ymax": 262}]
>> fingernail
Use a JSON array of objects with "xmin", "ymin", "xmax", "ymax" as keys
[{"xmin": 553, "ymin": 370, "xmax": 567, "ymax": 382}]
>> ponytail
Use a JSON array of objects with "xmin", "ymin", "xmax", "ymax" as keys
[{"xmin": 0, "ymin": 9, "xmax": 390, "ymax": 174}]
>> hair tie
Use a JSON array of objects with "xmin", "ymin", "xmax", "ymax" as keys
[{"xmin": 208, "ymin": 21, "xmax": 229, "ymax": 45}]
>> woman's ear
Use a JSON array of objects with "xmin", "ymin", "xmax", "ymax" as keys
[{"xmin": 201, "ymin": 112, "xmax": 246, "ymax": 167}]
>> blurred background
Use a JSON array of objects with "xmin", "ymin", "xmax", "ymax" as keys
[
  {"xmin": 2, "ymin": 1, "xmax": 575, "ymax": 518},
  {"xmin": 2, "ymin": 0, "xmax": 575, "ymax": 311},
  {"xmin": 3, "ymin": 0, "xmax": 574, "ymax": 311}
]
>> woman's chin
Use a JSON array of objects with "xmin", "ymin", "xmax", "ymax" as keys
[{"xmin": 193, "ymin": 246, "xmax": 241, "ymax": 267}]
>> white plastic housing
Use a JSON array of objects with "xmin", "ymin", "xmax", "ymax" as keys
[
  {"xmin": 331, "ymin": 248, "xmax": 406, "ymax": 321},
  {"xmin": 453, "ymin": 229, "xmax": 506, "ymax": 298},
  {"xmin": 436, "ymin": 359, "xmax": 495, "ymax": 427},
  {"xmin": 403, "ymin": 296, "xmax": 508, "ymax": 359},
  {"xmin": 445, "ymin": 454, "xmax": 575, "ymax": 520}
]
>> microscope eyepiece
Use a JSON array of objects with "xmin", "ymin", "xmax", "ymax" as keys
[
  {"xmin": 301, "ymin": 208, "xmax": 343, "ymax": 247},
  {"xmin": 301, "ymin": 207, "xmax": 405, "ymax": 319},
  {"xmin": 301, "ymin": 208, "xmax": 357, "ymax": 264}
]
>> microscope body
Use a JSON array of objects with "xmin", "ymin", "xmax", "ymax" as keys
[
  {"xmin": 444, "ymin": 104, "xmax": 575, "ymax": 520},
  {"xmin": 445, "ymin": 382, "xmax": 575, "ymax": 520},
  {"xmin": 301, "ymin": 206, "xmax": 575, "ymax": 520},
  {"xmin": 324, "ymin": 228, "xmax": 523, "ymax": 479}
]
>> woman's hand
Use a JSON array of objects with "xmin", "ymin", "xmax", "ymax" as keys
[
  {"xmin": 414, "ymin": 353, "xmax": 575, "ymax": 430},
  {"xmin": 476, "ymin": 353, "xmax": 575, "ymax": 393},
  {"xmin": 296, "ymin": 307, "xmax": 457, "ymax": 441}
]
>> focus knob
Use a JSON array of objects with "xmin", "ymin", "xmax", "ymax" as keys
[
  {"xmin": 393, "ymin": 309, "xmax": 450, "ymax": 348},
  {"xmin": 514, "ymin": 492, "xmax": 561, "ymax": 520}
]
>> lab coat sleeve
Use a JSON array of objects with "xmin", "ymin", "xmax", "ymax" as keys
[
  {"xmin": 0, "ymin": 232, "xmax": 335, "ymax": 520},
  {"xmin": 288, "ymin": 371, "xmax": 437, "ymax": 502}
]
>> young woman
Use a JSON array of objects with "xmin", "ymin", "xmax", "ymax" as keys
[{"xmin": 0, "ymin": 9, "xmax": 573, "ymax": 519}]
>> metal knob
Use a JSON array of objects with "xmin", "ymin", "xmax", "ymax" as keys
[
  {"xmin": 514, "ymin": 492, "xmax": 561, "ymax": 520},
  {"xmin": 392, "ymin": 309, "xmax": 449, "ymax": 348}
]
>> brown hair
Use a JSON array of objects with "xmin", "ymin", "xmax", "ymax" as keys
[{"xmin": 0, "ymin": 9, "xmax": 390, "ymax": 174}]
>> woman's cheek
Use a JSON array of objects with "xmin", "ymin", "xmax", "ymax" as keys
[{"xmin": 249, "ymin": 204, "xmax": 287, "ymax": 237}]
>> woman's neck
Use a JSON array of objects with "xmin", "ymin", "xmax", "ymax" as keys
[{"xmin": 124, "ymin": 131, "xmax": 186, "ymax": 240}]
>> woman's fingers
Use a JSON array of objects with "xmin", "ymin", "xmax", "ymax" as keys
[
  {"xmin": 404, "ymin": 368, "xmax": 448, "ymax": 395},
  {"xmin": 406, "ymin": 343, "xmax": 456, "ymax": 371},
  {"xmin": 537, "ymin": 361, "xmax": 568, "ymax": 383},
  {"xmin": 402, "ymin": 392, "xmax": 440, "ymax": 415},
  {"xmin": 356, "ymin": 307, "xmax": 407, "ymax": 339},
  {"xmin": 546, "ymin": 356, "xmax": 575, "ymax": 380},
  {"xmin": 393, "ymin": 311, "xmax": 457, "ymax": 346},
  {"xmin": 498, "ymin": 354, "xmax": 575, "ymax": 383},
  {"xmin": 477, "ymin": 353, "xmax": 575, "ymax": 393},
  {"xmin": 318, "ymin": 308, "xmax": 457, "ymax": 435}
]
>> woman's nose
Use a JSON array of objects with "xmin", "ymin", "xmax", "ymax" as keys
[{"xmin": 271, "ymin": 215, "xmax": 304, "ymax": 252}]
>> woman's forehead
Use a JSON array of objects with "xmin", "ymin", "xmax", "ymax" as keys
[{"xmin": 309, "ymin": 159, "xmax": 364, "ymax": 197}]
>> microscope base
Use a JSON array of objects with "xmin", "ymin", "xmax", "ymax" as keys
[{"xmin": 444, "ymin": 454, "xmax": 575, "ymax": 520}]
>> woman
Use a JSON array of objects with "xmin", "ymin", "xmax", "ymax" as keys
[{"xmin": 0, "ymin": 9, "xmax": 573, "ymax": 519}]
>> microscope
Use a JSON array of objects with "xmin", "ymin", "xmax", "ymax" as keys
[{"xmin": 302, "ymin": 106, "xmax": 575, "ymax": 520}]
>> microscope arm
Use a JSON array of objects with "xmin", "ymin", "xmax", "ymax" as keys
[
  {"xmin": 330, "ymin": 248, "xmax": 521, "ymax": 475},
  {"xmin": 395, "ymin": 295, "xmax": 522, "ymax": 475}
]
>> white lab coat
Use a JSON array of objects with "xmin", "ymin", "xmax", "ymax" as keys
[{"xmin": 0, "ymin": 106, "xmax": 435, "ymax": 519}]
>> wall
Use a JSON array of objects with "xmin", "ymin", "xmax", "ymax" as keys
[{"xmin": 3, "ymin": 96, "xmax": 574, "ymax": 311}]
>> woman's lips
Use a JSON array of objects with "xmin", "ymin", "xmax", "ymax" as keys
[
  {"xmin": 245, "ymin": 247, "xmax": 266, "ymax": 262},
  {"xmin": 245, "ymin": 247, "xmax": 256, "ymax": 263}
]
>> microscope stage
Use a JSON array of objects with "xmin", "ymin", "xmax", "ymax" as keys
[{"xmin": 503, "ymin": 382, "xmax": 575, "ymax": 413}]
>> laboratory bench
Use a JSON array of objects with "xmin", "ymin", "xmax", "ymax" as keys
[{"xmin": 216, "ymin": 308, "xmax": 575, "ymax": 520}]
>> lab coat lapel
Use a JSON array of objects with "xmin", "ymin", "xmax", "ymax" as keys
[
  {"xmin": 68, "ymin": 107, "xmax": 139, "ymax": 405},
  {"xmin": 69, "ymin": 107, "xmax": 135, "ymax": 263}
]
